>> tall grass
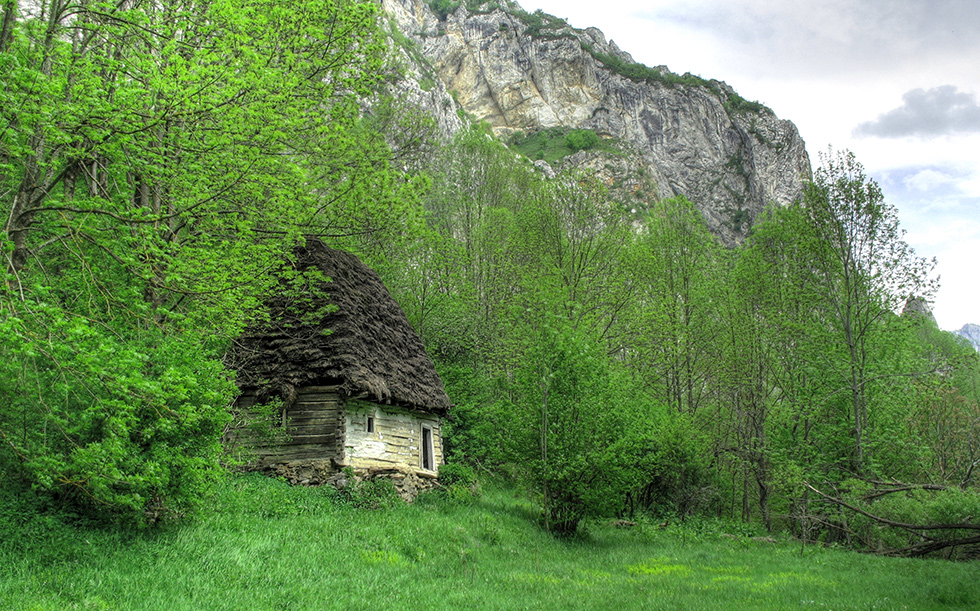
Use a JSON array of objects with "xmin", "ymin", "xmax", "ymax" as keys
[{"xmin": 1, "ymin": 473, "xmax": 977, "ymax": 610}]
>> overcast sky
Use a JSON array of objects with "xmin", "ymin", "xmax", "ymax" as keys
[{"xmin": 519, "ymin": 0, "xmax": 980, "ymax": 331}]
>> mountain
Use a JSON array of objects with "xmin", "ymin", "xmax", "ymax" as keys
[
  {"xmin": 383, "ymin": 0, "xmax": 812, "ymax": 245},
  {"xmin": 955, "ymin": 324, "xmax": 980, "ymax": 352}
]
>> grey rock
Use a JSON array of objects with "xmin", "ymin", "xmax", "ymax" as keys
[
  {"xmin": 383, "ymin": 0, "xmax": 812, "ymax": 245},
  {"xmin": 532, "ymin": 159, "xmax": 555, "ymax": 179},
  {"xmin": 955, "ymin": 323, "xmax": 980, "ymax": 353}
]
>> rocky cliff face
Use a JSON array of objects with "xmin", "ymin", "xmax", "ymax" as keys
[
  {"xmin": 383, "ymin": 0, "xmax": 812, "ymax": 245},
  {"xmin": 955, "ymin": 324, "xmax": 980, "ymax": 353}
]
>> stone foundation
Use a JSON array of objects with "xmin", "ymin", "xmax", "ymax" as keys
[{"xmin": 260, "ymin": 460, "xmax": 437, "ymax": 501}]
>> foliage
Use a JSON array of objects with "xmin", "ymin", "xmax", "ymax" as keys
[
  {"xmin": 722, "ymin": 150, "xmax": 959, "ymax": 538},
  {"xmin": 724, "ymin": 93, "xmax": 768, "ymax": 115},
  {"xmin": 430, "ymin": 0, "xmax": 461, "ymax": 20},
  {"xmin": 436, "ymin": 462, "xmax": 478, "ymax": 489},
  {"xmin": 335, "ymin": 469, "xmax": 403, "ymax": 510},
  {"xmin": 506, "ymin": 315, "xmax": 629, "ymax": 533},
  {"xmin": 435, "ymin": 462, "xmax": 480, "ymax": 502},
  {"xmin": 798, "ymin": 150, "xmax": 938, "ymax": 474},
  {"xmin": 628, "ymin": 196, "xmax": 724, "ymax": 416},
  {"xmin": 509, "ymin": 8, "xmax": 575, "ymax": 39},
  {"xmin": 564, "ymin": 129, "xmax": 601, "ymax": 153},
  {"xmin": 806, "ymin": 480, "xmax": 980, "ymax": 558},
  {"xmin": 3, "ymin": 0, "xmax": 976, "ymax": 553},
  {"xmin": 0, "ymin": 0, "xmax": 413, "ymax": 524},
  {"xmin": 580, "ymin": 41, "xmax": 716, "ymax": 92},
  {"xmin": 509, "ymin": 127, "xmax": 612, "ymax": 164},
  {"xmin": 438, "ymin": 365, "xmax": 513, "ymax": 468},
  {"xmin": 577, "ymin": 41, "xmax": 769, "ymax": 119},
  {"xmin": 0, "ymin": 304, "xmax": 233, "ymax": 524}
]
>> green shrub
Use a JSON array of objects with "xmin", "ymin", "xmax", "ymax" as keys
[
  {"xmin": 438, "ymin": 462, "xmax": 477, "ymax": 488},
  {"xmin": 565, "ymin": 129, "xmax": 600, "ymax": 152},
  {"xmin": 430, "ymin": 0, "xmax": 460, "ymax": 20},
  {"xmin": 0, "ymin": 304, "xmax": 234, "ymax": 526},
  {"xmin": 578, "ymin": 40, "xmax": 770, "ymax": 118},
  {"xmin": 724, "ymin": 93, "xmax": 767, "ymax": 115},
  {"xmin": 438, "ymin": 463, "xmax": 480, "ymax": 502},
  {"xmin": 336, "ymin": 470, "xmax": 403, "ymax": 510}
]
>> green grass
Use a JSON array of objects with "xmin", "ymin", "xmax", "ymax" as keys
[
  {"xmin": 509, "ymin": 127, "xmax": 616, "ymax": 165},
  {"xmin": 2, "ymin": 473, "xmax": 978, "ymax": 610}
]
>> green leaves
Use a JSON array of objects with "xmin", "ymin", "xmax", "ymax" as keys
[
  {"xmin": 0, "ymin": 298, "xmax": 235, "ymax": 523},
  {"xmin": 0, "ymin": 0, "xmax": 412, "ymax": 524}
]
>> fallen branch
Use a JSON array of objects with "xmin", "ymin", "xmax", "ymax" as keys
[
  {"xmin": 803, "ymin": 482, "xmax": 980, "ymax": 558},
  {"xmin": 804, "ymin": 483, "xmax": 979, "ymax": 533}
]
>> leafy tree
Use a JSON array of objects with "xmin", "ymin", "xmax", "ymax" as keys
[
  {"xmin": 0, "ymin": 0, "xmax": 403, "ymax": 523},
  {"xmin": 800, "ymin": 150, "xmax": 937, "ymax": 473},
  {"xmin": 507, "ymin": 314, "xmax": 648, "ymax": 533},
  {"xmin": 514, "ymin": 176, "xmax": 634, "ymax": 341},
  {"xmin": 630, "ymin": 196, "xmax": 723, "ymax": 416}
]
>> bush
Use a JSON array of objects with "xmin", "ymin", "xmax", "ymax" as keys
[
  {"xmin": 565, "ymin": 129, "xmax": 600, "ymax": 152},
  {"xmin": 724, "ymin": 93, "xmax": 767, "ymax": 115},
  {"xmin": 430, "ymin": 0, "xmax": 460, "ymax": 20},
  {"xmin": 439, "ymin": 462, "xmax": 477, "ymax": 488},
  {"xmin": 0, "ymin": 305, "xmax": 234, "ymax": 526},
  {"xmin": 438, "ymin": 462, "xmax": 480, "ymax": 502},
  {"xmin": 336, "ymin": 470, "xmax": 403, "ymax": 510}
]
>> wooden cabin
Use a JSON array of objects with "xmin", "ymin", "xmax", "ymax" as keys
[{"xmin": 225, "ymin": 238, "xmax": 450, "ymax": 494}]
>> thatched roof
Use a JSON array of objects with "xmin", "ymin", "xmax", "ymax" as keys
[{"xmin": 231, "ymin": 238, "xmax": 450, "ymax": 415}]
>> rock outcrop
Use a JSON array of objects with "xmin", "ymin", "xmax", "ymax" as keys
[
  {"xmin": 383, "ymin": 0, "xmax": 812, "ymax": 245},
  {"xmin": 955, "ymin": 323, "xmax": 980, "ymax": 353}
]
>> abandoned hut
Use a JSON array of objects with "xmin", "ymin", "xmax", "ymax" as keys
[{"xmin": 225, "ymin": 238, "xmax": 450, "ymax": 496}]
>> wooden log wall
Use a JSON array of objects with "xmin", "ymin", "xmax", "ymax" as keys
[
  {"xmin": 344, "ymin": 399, "xmax": 443, "ymax": 475},
  {"xmin": 225, "ymin": 386, "xmax": 344, "ymax": 466}
]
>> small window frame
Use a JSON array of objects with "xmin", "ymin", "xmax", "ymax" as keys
[
  {"xmin": 421, "ymin": 424, "xmax": 435, "ymax": 471},
  {"xmin": 366, "ymin": 415, "xmax": 375, "ymax": 433}
]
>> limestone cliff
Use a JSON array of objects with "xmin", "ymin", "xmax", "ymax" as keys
[
  {"xmin": 383, "ymin": 0, "xmax": 812, "ymax": 245},
  {"xmin": 955, "ymin": 324, "xmax": 980, "ymax": 353}
]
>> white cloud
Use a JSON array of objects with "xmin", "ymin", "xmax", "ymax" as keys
[{"xmin": 903, "ymin": 169, "xmax": 957, "ymax": 192}]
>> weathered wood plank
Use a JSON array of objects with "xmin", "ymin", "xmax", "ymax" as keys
[
  {"xmin": 261, "ymin": 446, "xmax": 336, "ymax": 457},
  {"xmin": 286, "ymin": 435, "xmax": 337, "ymax": 444},
  {"xmin": 296, "ymin": 386, "xmax": 341, "ymax": 394},
  {"xmin": 294, "ymin": 394, "xmax": 341, "ymax": 403},
  {"xmin": 287, "ymin": 418, "xmax": 337, "ymax": 428},
  {"xmin": 287, "ymin": 407, "xmax": 340, "ymax": 416}
]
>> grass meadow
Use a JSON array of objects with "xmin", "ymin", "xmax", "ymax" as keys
[{"xmin": 1, "ymin": 473, "xmax": 977, "ymax": 610}]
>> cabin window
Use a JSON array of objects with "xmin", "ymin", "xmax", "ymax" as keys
[
  {"xmin": 366, "ymin": 416, "xmax": 375, "ymax": 433},
  {"xmin": 421, "ymin": 424, "xmax": 434, "ymax": 471}
]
